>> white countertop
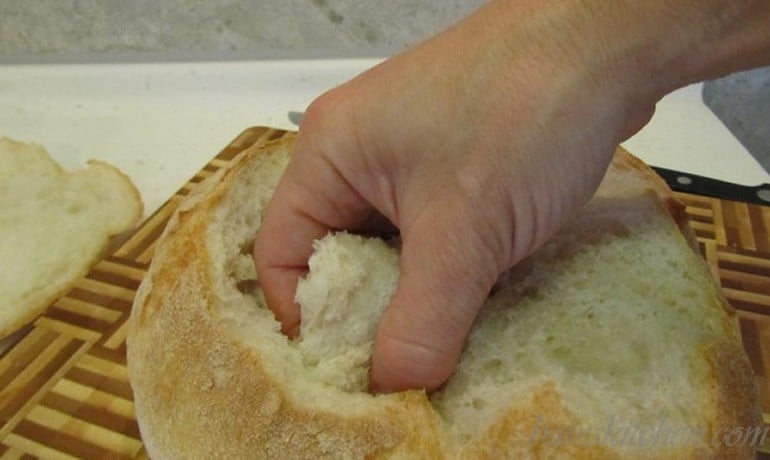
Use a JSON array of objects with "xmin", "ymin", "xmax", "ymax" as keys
[{"xmin": 1, "ymin": 58, "xmax": 768, "ymax": 219}]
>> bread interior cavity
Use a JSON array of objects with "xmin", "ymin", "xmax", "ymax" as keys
[{"xmin": 207, "ymin": 147, "xmax": 727, "ymax": 446}]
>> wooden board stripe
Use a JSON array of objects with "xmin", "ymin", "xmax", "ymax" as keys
[
  {"xmin": 0, "ymin": 127, "xmax": 768, "ymax": 457},
  {"xmin": 63, "ymin": 367, "xmax": 133, "ymax": 402},
  {"xmin": 0, "ymin": 335, "xmax": 89, "ymax": 441},
  {"xmin": 53, "ymin": 297, "xmax": 123, "ymax": 324},
  {"xmin": 12, "ymin": 418, "xmax": 133, "ymax": 460},
  {"xmin": 85, "ymin": 267, "xmax": 143, "ymax": 292},
  {"xmin": 676, "ymin": 189, "xmax": 770, "ymax": 454},
  {"xmin": 38, "ymin": 391, "xmax": 138, "ymax": 440},
  {"xmin": 33, "ymin": 318, "xmax": 101, "ymax": 344},
  {"xmin": 112, "ymin": 197, "xmax": 178, "ymax": 262},
  {"xmin": 3, "ymin": 432, "xmax": 81, "ymax": 460}
]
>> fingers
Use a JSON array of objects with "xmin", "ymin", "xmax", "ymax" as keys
[
  {"xmin": 253, "ymin": 125, "xmax": 372, "ymax": 337},
  {"xmin": 253, "ymin": 188, "xmax": 330, "ymax": 337},
  {"xmin": 355, "ymin": 210, "xmax": 399, "ymax": 238},
  {"xmin": 370, "ymin": 208, "xmax": 502, "ymax": 393}
]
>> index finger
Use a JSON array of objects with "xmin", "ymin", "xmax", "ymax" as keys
[{"xmin": 253, "ymin": 134, "xmax": 372, "ymax": 337}]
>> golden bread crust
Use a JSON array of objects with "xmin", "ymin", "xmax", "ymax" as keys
[
  {"xmin": 128, "ymin": 137, "xmax": 442, "ymax": 459},
  {"xmin": 128, "ymin": 137, "xmax": 757, "ymax": 459}
]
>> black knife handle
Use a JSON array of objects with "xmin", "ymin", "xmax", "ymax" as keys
[{"xmin": 651, "ymin": 167, "xmax": 770, "ymax": 206}]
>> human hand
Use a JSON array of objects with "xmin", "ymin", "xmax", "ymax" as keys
[{"xmin": 254, "ymin": 0, "xmax": 768, "ymax": 393}]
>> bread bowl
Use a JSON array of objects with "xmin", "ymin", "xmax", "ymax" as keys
[{"xmin": 127, "ymin": 133, "xmax": 758, "ymax": 459}]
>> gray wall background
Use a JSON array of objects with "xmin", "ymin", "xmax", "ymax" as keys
[{"xmin": 0, "ymin": 0, "xmax": 484, "ymax": 57}]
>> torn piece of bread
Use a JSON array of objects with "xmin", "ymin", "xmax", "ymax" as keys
[
  {"xmin": 127, "ymin": 134, "xmax": 758, "ymax": 459},
  {"xmin": 296, "ymin": 232, "xmax": 399, "ymax": 393},
  {"xmin": 0, "ymin": 138, "xmax": 143, "ymax": 338}
]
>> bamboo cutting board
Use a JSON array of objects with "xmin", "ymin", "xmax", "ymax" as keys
[{"xmin": 1, "ymin": 126, "xmax": 769, "ymax": 459}]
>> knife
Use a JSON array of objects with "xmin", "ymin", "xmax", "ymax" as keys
[
  {"xmin": 651, "ymin": 167, "xmax": 770, "ymax": 206},
  {"xmin": 288, "ymin": 111, "xmax": 304, "ymax": 126},
  {"xmin": 286, "ymin": 111, "xmax": 770, "ymax": 206}
]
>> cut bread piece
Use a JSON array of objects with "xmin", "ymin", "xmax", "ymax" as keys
[
  {"xmin": 127, "ymin": 133, "xmax": 758, "ymax": 459},
  {"xmin": 0, "ymin": 138, "xmax": 143, "ymax": 338}
]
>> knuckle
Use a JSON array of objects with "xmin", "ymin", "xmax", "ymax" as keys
[
  {"xmin": 295, "ymin": 89, "xmax": 360, "ymax": 166},
  {"xmin": 301, "ymin": 89, "xmax": 348, "ymax": 132}
]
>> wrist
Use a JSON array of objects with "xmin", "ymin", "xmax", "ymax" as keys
[
  {"xmin": 590, "ymin": 0, "xmax": 770, "ymax": 97},
  {"xmin": 474, "ymin": 0, "xmax": 770, "ymax": 106}
]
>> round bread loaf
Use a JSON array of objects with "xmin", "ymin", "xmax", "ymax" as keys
[{"xmin": 127, "ymin": 133, "xmax": 758, "ymax": 459}]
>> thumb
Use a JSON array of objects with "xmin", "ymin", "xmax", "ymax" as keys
[{"xmin": 370, "ymin": 210, "xmax": 503, "ymax": 393}]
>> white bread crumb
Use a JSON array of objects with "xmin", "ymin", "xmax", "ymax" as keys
[{"xmin": 297, "ymin": 232, "xmax": 399, "ymax": 391}]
